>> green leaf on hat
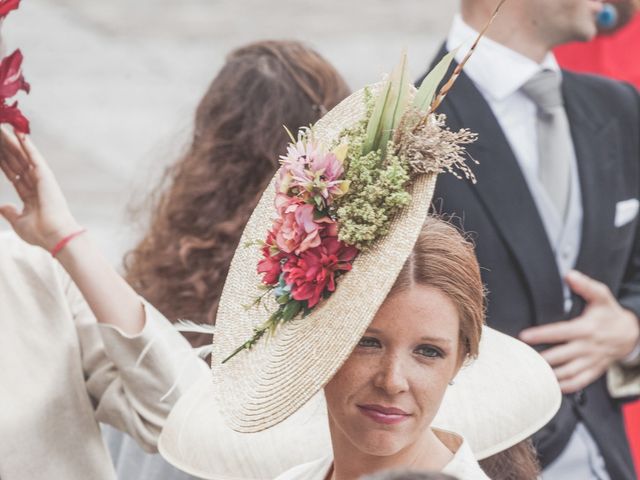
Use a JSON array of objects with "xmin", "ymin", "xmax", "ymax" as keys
[
  {"xmin": 362, "ymin": 51, "xmax": 411, "ymax": 156},
  {"xmin": 413, "ymin": 49, "xmax": 457, "ymax": 113}
]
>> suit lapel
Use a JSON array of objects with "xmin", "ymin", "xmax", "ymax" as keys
[
  {"xmin": 563, "ymin": 72, "xmax": 619, "ymax": 287},
  {"xmin": 429, "ymin": 49, "xmax": 565, "ymax": 324}
]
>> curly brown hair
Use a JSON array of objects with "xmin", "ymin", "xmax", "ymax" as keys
[{"xmin": 125, "ymin": 40, "xmax": 350, "ymax": 346}]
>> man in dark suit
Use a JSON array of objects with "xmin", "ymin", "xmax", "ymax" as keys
[{"xmin": 419, "ymin": 1, "xmax": 640, "ymax": 478}]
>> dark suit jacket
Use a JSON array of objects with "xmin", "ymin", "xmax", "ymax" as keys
[{"xmin": 418, "ymin": 47, "xmax": 640, "ymax": 479}]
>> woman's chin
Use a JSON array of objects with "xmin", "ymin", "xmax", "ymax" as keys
[{"xmin": 352, "ymin": 431, "xmax": 409, "ymax": 457}]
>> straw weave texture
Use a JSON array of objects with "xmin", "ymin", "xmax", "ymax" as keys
[{"xmin": 210, "ymin": 85, "xmax": 437, "ymax": 432}]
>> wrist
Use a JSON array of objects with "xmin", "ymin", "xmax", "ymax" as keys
[
  {"xmin": 49, "ymin": 227, "xmax": 87, "ymax": 257},
  {"xmin": 619, "ymin": 308, "xmax": 640, "ymax": 362},
  {"xmin": 42, "ymin": 219, "xmax": 83, "ymax": 252}
]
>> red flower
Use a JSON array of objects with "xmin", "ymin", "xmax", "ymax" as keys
[
  {"xmin": 0, "ymin": 100, "xmax": 29, "ymax": 133},
  {"xmin": 283, "ymin": 236, "xmax": 358, "ymax": 308},
  {"xmin": 0, "ymin": 50, "xmax": 30, "ymax": 133},
  {"xmin": 0, "ymin": 0, "xmax": 20, "ymax": 19},
  {"xmin": 257, "ymin": 231, "xmax": 287, "ymax": 285},
  {"xmin": 0, "ymin": 50, "xmax": 30, "ymax": 98}
]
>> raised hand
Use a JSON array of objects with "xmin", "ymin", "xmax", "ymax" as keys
[
  {"xmin": 0, "ymin": 128, "xmax": 81, "ymax": 251},
  {"xmin": 0, "ymin": 127, "xmax": 144, "ymax": 334}
]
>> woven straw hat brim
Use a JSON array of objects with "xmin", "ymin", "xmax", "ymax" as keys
[
  {"xmin": 211, "ymin": 84, "xmax": 438, "ymax": 432},
  {"xmin": 159, "ymin": 326, "xmax": 561, "ymax": 479}
]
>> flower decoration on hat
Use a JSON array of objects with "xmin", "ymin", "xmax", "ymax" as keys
[
  {"xmin": 222, "ymin": 57, "xmax": 479, "ymax": 363},
  {"xmin": 222, "ymin": 0, "xmax": 508, "ymax": 362},
  {"xmin": 0, "ymin": 0, "xmax": 30, "ymax": 134}
]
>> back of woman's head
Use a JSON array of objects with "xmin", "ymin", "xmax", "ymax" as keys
[
  {"xmin": 126, "ymin": 40, "xmax": 350, "ymax": 346},
  {"xmin": 391, "ymin": 216, "xmax": 485, "ymax": 358}
]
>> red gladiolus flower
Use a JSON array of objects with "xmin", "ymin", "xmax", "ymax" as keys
[
  {"xmin": 283, "ymin": 236, "xmax": 358, "ymax": 308},
  {"xmin": 0, "ymin": 100, "xmax": 29, "ymax": 133},
  {"xmin": 0, "ymin": 0, "xmax": 20, "ymax": 19},
  {"xmin": 0, "ymin": 50, "xmax": 30, "ymax": 98},
  {"xmin": 257, "ymin": 231, "xmax": 287, "ymax": 286},
  {"xmin": 0, "ymin": 50, "xmax": 30, "ymax": 133}
]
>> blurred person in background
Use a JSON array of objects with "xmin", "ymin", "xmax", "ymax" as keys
[
  {"xmin": 103, "ymin": 40, "xmax": 350, "ymax": 479},
  {"xmin": 422, "ymin": 0, "xmax": 640, "ymax": 478},
  {"xmin": 555, "ymin": 0, "xmax": 640, "ymax": 88},
  {"xmin": 554, "ymin": 0, "xmax": 640, "ymax": 471}
]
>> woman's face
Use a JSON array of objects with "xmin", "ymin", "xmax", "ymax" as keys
[{"xmin": 324, "ymin": 285, "xmax": 462, "ymax": 457}]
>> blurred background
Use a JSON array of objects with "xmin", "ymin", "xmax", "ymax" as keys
[{"xmin": 0, "ymin": 0, "xmax": 457, "ymax": 264}]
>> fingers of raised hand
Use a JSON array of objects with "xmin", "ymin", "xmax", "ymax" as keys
[
  {"xmin": 0, "ymin": 149, "xmax": 34, "ymax": 202},
  {"xmin": 0, "ymin": 203, "xmax": 20, "ymax": 226},
  {"xmin": 0, "ymin": 128, "xmax": 36, "ymax": 196}
]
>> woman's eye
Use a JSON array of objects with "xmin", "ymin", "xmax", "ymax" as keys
[
  {"xmin": 415, "ymin": 345, "xmax": 444, "ymax": 359},
  {"xmin": 357, "ymin": 336, "xmax": 381, "ymax": 348}
]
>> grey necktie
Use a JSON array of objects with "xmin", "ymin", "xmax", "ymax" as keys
[{"xmin": 521, "ymin": 70, "xmax": 572, "ymax": 221}]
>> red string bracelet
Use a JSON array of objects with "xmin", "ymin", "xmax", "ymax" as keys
[{"xmin": 50, "ymin": 228, "xmax": 87, "ymax": 257}]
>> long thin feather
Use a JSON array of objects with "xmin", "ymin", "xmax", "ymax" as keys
[{"xmin": 429, "ymin": 0, "xmax": 508, "ymax": 114}]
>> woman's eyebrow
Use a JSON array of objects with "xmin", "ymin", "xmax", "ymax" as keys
[
  {"xmin": 365, "ymin": 328, "xmax": 452, "ymax": 345},
  {"xmin": 419, "ymin": 336, "xmax": 452, "ymax": 345}
]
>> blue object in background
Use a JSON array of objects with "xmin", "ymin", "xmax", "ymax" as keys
[{"xmin": 597, "ymin": 3, "xmax": 620, "ymax": 30}]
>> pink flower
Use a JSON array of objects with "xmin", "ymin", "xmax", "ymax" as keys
[
  {"xmin": 257, "ymin": 231, "xmax": 286, "ymax": 285},
  {"xmin": 272, "ymin": 194, "xmax": 335, "ymax": 254},
  {"xmin": 283, "ymin": 236, "xmax": 358, "ymax": 308},
  {"xmin": 277, "ymin": 140, "xmax": 349, "ymax": 204}
]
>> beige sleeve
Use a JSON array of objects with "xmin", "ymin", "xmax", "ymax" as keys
[
  {"xmin": 62, "ymin": 267, "xmax": 208, "ymax": 453},
  {"xmin": 608, "ymin": 360, "xmax": 640, "ymax": 398}
]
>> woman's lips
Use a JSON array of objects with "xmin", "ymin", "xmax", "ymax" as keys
[{"xmin": 357, "ymin": 404, "xmax": 411, "ymax": 425}]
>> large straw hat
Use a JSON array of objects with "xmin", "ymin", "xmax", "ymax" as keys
[
  {"xmin": 210, "ymin": 83, "xmax": 439, "ymax": 433},
  {"xmin": 159, "ymin": 325, "xmax": 561, "ymax": 480},
  {"xmin": 160, "ymin": 73, "xmax": 562, "ymax": 479}
]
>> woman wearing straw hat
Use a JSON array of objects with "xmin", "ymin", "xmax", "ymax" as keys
[{"xmin": 158, "ymin": 40, "xmax": 562, "ymax": 478}]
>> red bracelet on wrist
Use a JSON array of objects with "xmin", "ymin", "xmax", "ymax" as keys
[{"xmin": 50, "ymin": 228, "xmax": 87, "ymax": 257}]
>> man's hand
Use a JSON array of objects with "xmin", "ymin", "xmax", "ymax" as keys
[{"xmin": 519, "ymin": 270, "xmax": 640, "ymax": 394}]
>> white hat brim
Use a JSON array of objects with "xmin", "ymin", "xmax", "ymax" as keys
[{"xmin": 159, "ymin": 326, "xmax": 561, "ymax": 478}]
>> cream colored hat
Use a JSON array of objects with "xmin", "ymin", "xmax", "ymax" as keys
[
  {"xmin": 160, "ymin": 81, "xmax": 561, "ymax": 475},
  {"xmin": 159, "ymin": 325, "xmax": 561, "ymax": 480},
  {"xmin": 210, "ymin": 82, "xmax": 440, "ymax": 432}
]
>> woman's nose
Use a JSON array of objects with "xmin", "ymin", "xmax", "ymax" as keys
[{"xmin": 373, "ymin": 353, "xmax": 410, "ymax": 395}]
